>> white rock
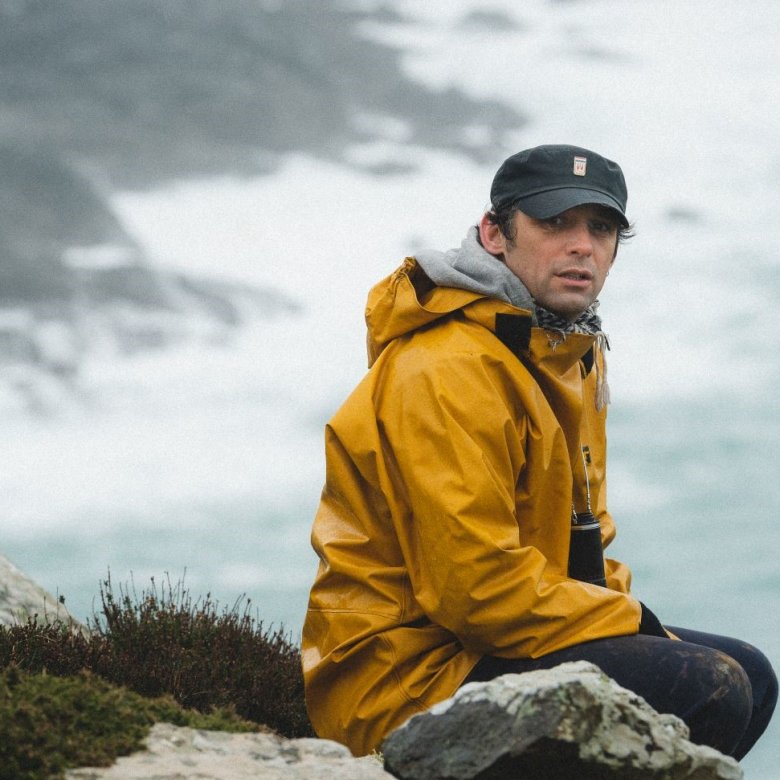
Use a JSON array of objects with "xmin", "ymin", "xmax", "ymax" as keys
[
  {"xmin": 0, "ymin": 552, "xmax": 80, "ymax": 627},
  {"xmin": 66, "ymin": 722, "xmax": 393, "ymax": 779}
]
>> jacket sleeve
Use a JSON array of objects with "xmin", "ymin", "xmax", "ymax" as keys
[
  {"xmin": 598, "ymin": 512, "xmax": 633, "ymax": 593},
  {"xmin": 377, "ymin": 349, "xmax": 641, "ymax": 659}
]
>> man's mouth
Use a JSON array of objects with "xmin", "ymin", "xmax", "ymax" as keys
[{"xmin": 558, "ymin": 270, "xmax": 592, "ymax": 282}]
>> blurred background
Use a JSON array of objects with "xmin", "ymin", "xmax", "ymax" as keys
[{"xmin": 1, "ymin": 0, "xmax": 778, "ymax": 772}]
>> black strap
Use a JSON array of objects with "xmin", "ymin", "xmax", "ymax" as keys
[
  {"xmin": 581, "ymin": 345, "xmax": 594, "ymax": 376},
  {"xmin": 494, "ymin": 313, "xmax": 532, "ymax": 360}
]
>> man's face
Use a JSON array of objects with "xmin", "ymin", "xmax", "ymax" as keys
[{"xmin": 480, "ymin": 204, "xmax": 619, "ymax": 320}]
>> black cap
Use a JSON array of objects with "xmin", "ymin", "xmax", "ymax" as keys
[{"xmin": 490, "ymin": 144, "xmax": 628, "ymax": 227}]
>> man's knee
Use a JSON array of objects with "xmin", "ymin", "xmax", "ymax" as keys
[
  {"xmin": 684, "ymin": 649, "xmax": 753, "ymax": 754},
  {"xmin": 709, "ymin": 650, "xmax": 753, "ymax": 718}
]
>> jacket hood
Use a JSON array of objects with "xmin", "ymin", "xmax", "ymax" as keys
[
  {"xmin": 365, "ymin": 227, "xmax": 535, "ymax": 366},
  {"xmin": 415, "ymin": 226, "xmax": 536, "ymax": 312}
]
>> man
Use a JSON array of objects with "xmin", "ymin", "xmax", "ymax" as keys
[{"xmin": 302, "ymin": 145, "xmax": 777, "ymax": 759}]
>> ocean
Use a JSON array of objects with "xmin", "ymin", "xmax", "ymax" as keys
[{"xmin": 3, "ymin": 0, "xmax": 778, "ymax": 773}]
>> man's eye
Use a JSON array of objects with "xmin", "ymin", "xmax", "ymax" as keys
[
  {"xmin": 543, "ymin": 216, "xmax": 565, "ymax": 228},
  {"xmin": 591, "ymin": 220, "xmax": 615, "ymax": 233}
]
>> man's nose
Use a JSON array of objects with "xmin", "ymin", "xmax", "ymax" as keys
[{"xmin": 566, "ymin": 222, "xmax": 593, "ymax": 255}]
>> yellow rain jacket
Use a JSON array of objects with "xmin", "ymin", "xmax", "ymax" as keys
[{"xmin": 302, "ymin": 255, "xmax": 642, "ymax": 756}]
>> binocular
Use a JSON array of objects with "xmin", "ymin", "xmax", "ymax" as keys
[{"xmin": 568, "ymin": 510, "xmax": 606, "ymax": 587}]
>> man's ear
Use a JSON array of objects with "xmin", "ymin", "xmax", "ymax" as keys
[{"xmin": 479, "ymin": 213, "xmax": 506, "ymax": 256}]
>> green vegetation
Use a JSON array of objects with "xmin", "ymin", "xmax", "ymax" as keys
[
  {"xmin": 0, "ymin": 667, "xmax": 259, "ymax": 780},
  {"xmin": 0, "ymin": 577, "xmax": 313, "ymax": 778}
]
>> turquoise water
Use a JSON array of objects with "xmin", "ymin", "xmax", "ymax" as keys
[{"xmin": 609, "ymin": 396, "xmax": 780, "ymax": 660}]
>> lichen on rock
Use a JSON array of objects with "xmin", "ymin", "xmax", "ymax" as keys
[{"xmin": 382, "ymin": 661, "xmax": 742, "ymax": 780}]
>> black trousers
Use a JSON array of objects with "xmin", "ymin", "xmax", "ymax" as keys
[{"xmin": 463, "ymin": 627, "xmax": 777, "ymax": 761}]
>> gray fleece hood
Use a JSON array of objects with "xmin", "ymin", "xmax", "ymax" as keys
[{"xmin": 414, "ymin": 226, "xmax": 537, "ymax": 319}]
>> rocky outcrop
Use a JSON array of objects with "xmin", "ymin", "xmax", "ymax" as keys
[
  {"xmin": 0, "ymin": 552, "xmax": 80, "ymax": 627},
  {"xmin": 382, "ymin": 661, "xmax": 742, "ymax": 780},
  {"xmin": 65, "ymin": 722, "xmax": 392, "ymax": 779},
  {"xmin": 61, "ymin": 663, "xmax": 742, "ymax": 780}
]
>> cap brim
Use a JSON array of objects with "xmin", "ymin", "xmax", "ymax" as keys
[{"xmin": 515, "ymin": 187, "xmax": 629, "ymax": 228}]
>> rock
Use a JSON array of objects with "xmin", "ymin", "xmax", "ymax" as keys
[
  {"xmin": 0, "ymin": 552, "xmax": 81, "ymax": 627},
  {"xmin": 66, "ymin": 722, "xmax": 393, "ymax": 779},
  {"xmin": 382, "ymin": 661, "xmax": 743, "ymax": 780}
]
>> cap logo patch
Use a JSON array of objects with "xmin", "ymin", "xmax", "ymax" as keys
[{"xmin": 573, "ymin": 156, "xmax": 587, "ymax": 176}]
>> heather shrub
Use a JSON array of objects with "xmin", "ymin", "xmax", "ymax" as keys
[
  {"xmin": 0, "ymin": 576, "xmax": 313, "ymax": 739},
  {"xmin": 90, "ymin": 576, "xmax": 313, "ymax": 737},
  {"xmin": 0, "ymin": 619, "xmax": 91, "ymax": 676}
]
